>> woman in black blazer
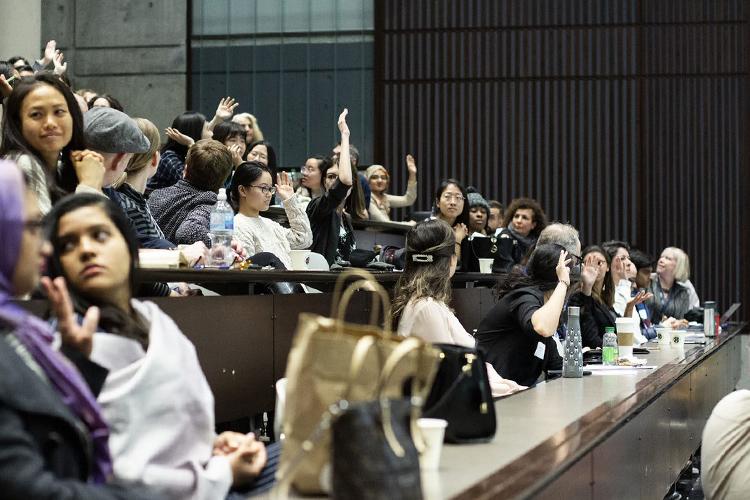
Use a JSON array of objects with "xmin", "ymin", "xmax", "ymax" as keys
[{"xmin": 567, "ymin": 246, "xmax": 617, "ymax": 348}]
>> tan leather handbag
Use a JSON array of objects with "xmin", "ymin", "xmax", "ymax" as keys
[{"xmin": 275, "ymin": 269, "xmax": 439, "ymax": 496}]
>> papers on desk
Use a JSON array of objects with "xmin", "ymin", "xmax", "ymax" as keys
[
  {"xmin": 684, "ymin": 332, "xmax": 707, "ymax": 344},
  {"xmin": 584, "ymin": 364, "xmax": 657, "ymax": 375}
]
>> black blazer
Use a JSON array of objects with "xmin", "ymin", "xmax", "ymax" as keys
[
  {"xmin": 567, "ymin": 292, "xmax": 617, "ymax": 349},
  {"xmin": 0, "ymin": 332, "xmax": 161, "ymax": 499}
]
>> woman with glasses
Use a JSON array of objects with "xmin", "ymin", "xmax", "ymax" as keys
[
  {"xmin": 229, "ymin": 161, "xmax": 312, "ymax": 269},
  {"xmin": 306, "ymin": 109, "xmax": 355, "ymax": 265},
  {"xmin": 366, "ymin": 154, "xmax": 418, "ymax": 222},
  {"xmin": 432, "ymin": 179, "xmax": 470, "ymax": 266}
]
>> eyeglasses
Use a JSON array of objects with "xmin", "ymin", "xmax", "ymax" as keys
[
  {"xmin": 325, "ymin": 173, "xmax": 339, "ymax": 181},
  {"xmin": 301, "ymin": 165, "xmax": 317, "ymax": 174},
  {"xmin": 249, "ymin": 184, "xmax": 276, "ymax": 195},
  {"xmin": 441, "ymin": 194, "xmax": 464, "ymax": 202},
  {"xmin": 369, "ymin": 175, "xmax": 388, "ymax": 181},
  {"xmin": 569, "ymin": 253, "xmax": 583, "ymax": 266}
]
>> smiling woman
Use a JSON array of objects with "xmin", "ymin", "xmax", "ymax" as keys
[{"xmin": 0, "ymin": 73, "xmax": 89, "ymax": 214}]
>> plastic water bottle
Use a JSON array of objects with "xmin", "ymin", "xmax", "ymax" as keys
[
  {"xmin": 208, "ymin": 188, "xmax": 235, "ymax": 268},
  {"xmin": 602, "ymin": 327, "xmax": 618, "ymax": 365},
  {"xmin": 563, "ymin": 306, "xmax": 584, "ymax": 378},
  {"xmin": 703, "ymin": 301, "xmax": 716, "ymax": 338}
]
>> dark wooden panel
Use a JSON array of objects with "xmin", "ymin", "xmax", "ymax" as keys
[{"xmin": 375, "ymin": 0, "xmax": 750, "ymax": 322}]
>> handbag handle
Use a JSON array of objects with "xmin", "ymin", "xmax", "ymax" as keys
[{"xmin": 332, "ymin": 269, "xmax": 393, "ymax": 335}]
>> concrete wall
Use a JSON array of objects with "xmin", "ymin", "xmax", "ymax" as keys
[
  {"xmin": 41, "ymin": 0, "xmax": 187, "ymax": 132},
  {"xmin": 0, "ymin": 0, "xmax": 42, "ymax": 63}
]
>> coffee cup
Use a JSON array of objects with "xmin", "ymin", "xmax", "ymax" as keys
[
  {"xmin": 478, "ymin": 258, "xmax": 494, "ymax": 274},
  {"xmin": 417, "ymin": 418, "xmax": 447, "ymax": 470},
  {"xmin": 615, "ymin": 317, "xmax": 635, "ymax": 359},
  {"xmin": 289, "ymin": 250, "xmax": 311, "ymax": 270},
  {"xmin": 671, "ymin": 329, "xmax": 686, "ymax": 347},
  {"xmin": 656, "ymin": 327, "xmax": 671, "ymax": 345}
]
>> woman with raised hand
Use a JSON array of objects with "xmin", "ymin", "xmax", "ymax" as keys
[
  {"xmin": 366, "ymin": 154, "xmax": 418, "ymax": 222},
  {"xmin": 45, "ymin": 193, "xmax": 278, "ymax": 499},
  {"xmin": 0, "ymin": 72, "xmax": 105, "ymax": 214},
  {"xmin": 229, "ymin": 162, "xmax": 312, "ymax": 269},
  {"xmin": 567, "ymin": 245, "xmax": 617, "ymax": 348},
  {"xmin": 393, "ymin": 220, "xmax": 525, "ymax": 396},
  {"xmin": 306, "ymin": 109, "xmax": 355, "ymax": 265},
  {"xmin": 0, "ymin": 162, "xmax": 158, "ymax": 499},
  {"xmin": 476, "ymin": 244, "xmax": 569, "ymax": 386}
]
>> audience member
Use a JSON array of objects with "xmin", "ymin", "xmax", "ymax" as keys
[
  {"xmin": 45, "ymin": 193, "xmax": 278, "ymax": 498},
  {"xmin": 148, "ymin": 139, "xmax": 233, "ymax": 246},
  {"xmin": 0, "ymin": 73, "xmax": 103, "ymax": 213},
  {"xmin": 536, "ymin": 222, "xmax": 581, "ymax": 256},
  {"xmin": 229, "ymin": 162, "xmax": 312, "ymax": 269},
  {"xmin": 87, "ymin": 93, "xmax": 124, "ymax": 112},
  {"xmin": 601, "ymin": 240, "xmax": 651, "ymax": 343},
  {"xmin": 246, "ymin": 139, "xmax": 278, "ymax": 186},
  {"xmin": 0, "ymin": 163, "xmax": 158, "ymax": 499},
  {"xmin": 629, "ymin": 248, "xmax": 658, "ymax": 340},
  {"xmin": 476, "ymin": 244, "xmax": 567, "ymax": 386},
  {"xmin": 306, "ymin": 110, "xmax": 355, "ymax": 265},
  {"xmin": 487, "ymin": 200, "xmax": 503, "ymax": 234},
  {"xmin": 296, "ymin": 155, "xmax": 333, "ymax": 205},
  {"xmin": 567, "ymin": 245, "xmax": 616, "ymax": 348},
  {"xmin": 496, "ymin": 197, "xmax": 548, "ymax": 271},
  {"xmin": 432, "ymin": 178, "xmax": 470, "ymax": 266},
  {"xmin": 466, "ymin": 188, "xmax": 490, "ymax": 235},
  {"xmin": 366, "ymin": 154, "xmax": 418, "ymax": 222},
  {"xmin": 212, "ymin": 120, "xmax": 246, "ymax": 187},
  {"xmin": 232, "ymin": 112, "xmax": 264, "ymax": 145},
  {"xmin": 646, "ymin": 246, "xmax": 695, "ymax": 322},
  {"xmin": 332, "ymin": 142, "xmax": 371, "ymax": 218},
  {"xmin": 393, "ymin": 220, "xmax": 525, "ymax": 396}
]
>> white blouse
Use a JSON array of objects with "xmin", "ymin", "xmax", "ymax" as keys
[
  {"xmin": 397, "ymin": 297, "xmax": 526, "ymax": 396},
  {"xmin": 234, "ymin": 194, "xmax": 313, "ymax": 269}
]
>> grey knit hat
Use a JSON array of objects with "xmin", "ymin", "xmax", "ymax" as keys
[
  {"xmin": 83, "ymin": 107, "xmax": 150, "ymax": 154},
  {"xmin": 467, "ymin": 191, "xmax": 490, "ymax": 214}
]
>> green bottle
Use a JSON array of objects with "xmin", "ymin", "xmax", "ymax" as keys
[{"xmin": 602, "ymin": 327, "xmax": 618, "ymax": 365}]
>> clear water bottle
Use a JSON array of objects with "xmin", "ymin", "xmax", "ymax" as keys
[
  {"xmin": 602, "ymin": 327, "xmax": 618, "ymax": 365},
  {"xmin": 563, "ymin": 306, "xmax": 584, "ymax": 378},
  {"xmin": 208, "ymin": 188, "xmax": 235, "ymax": 268},
  {"xmin": 704, "ymin": 301, "xmax": 716, "ymax": 338}
]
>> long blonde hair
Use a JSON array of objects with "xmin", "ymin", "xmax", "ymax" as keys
[
  {"xmin": 232, "ymin": 113, "xmax": 264, "ymax": 142},
  {"xmin": 111, "ymin": 118, "xmax": 160, "ymax": 188},
  {"xmin": 391, "ymin": 220, "xmax": 456, "ymax": 327}
]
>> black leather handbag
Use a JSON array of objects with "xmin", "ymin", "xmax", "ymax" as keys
[
  {"xmin": 332, "ymin": 398, "xmax": 422, "ymax": 500},
  {"xmin": 422, "ymin": 343, "xmax": 496, "ymax": 443}
]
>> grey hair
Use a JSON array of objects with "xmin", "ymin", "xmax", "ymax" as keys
[{"xmin": 537, "ymin": 223, "xmax": 580, "ymax": 255}]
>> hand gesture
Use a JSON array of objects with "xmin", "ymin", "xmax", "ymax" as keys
[
  {"xmin": 453, "ymin": 223, "xmax": 468, "ymax": 244},
  {"xmin": 275, "ymin": 171, "xmax": 294, "ymax": 201},
  {"xmin": 70, "ymin": 149, "xmax": 105, "ymax": 190},
  {"xmin": 227, "ymin": 435, "xmax": 268, "ymax": 488},
  {"xmin": 229, "ymin": 143, "xmax": 244, "ymax": 167},
  {"xmin": 405, "ymin": 154, "xmax": 417, "ymax": 175},
  {"xmin": 41, "ymin": 276, "xmax": 99, "ymax": 357},
  {"xmin": 215, "ymin": 96, "xmax": 238, "ymax": 121},
  {"xmin": 53, "ymin": 50, "xmax": 67, "ymax": 76},
  {"xmin": 580, "ymin": 262, "xmax": 598, "ymax": 293},
  {"xmin": 213, "ymin": 431, "xmax": 248, "ymax": 456},
  {"xmin": 41, "ymin": 40, "xmax": 56, "ymax": 66},
  {"xmin": 165, "ymin": 127, "xmax": 194, "ymax": 147},
  {"xmin": 230, "ymin": 238, "xmax": 248, "ymax": 260},
  {"xmin": 624, "ymin": 290, "xmax": 653, "ymax": 317},
  {"xmin": 0, "ymin": 75, "xmax": 12, "ymax": 99},
  {"xmin": 337, "ymin": 108, "xmax": 350, "ymax": 138},
  {"xmin": 555, "ymin": 250, "xmax": 572, "ymax": 285}
]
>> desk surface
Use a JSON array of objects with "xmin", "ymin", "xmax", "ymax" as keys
[{"xmin": 433, "ymin": 323, "xmax": 746, "ymax": 499}]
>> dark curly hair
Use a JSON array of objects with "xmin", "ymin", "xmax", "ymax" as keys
[{"xmin": 501, "ymin": 197, "xmax": 548, "ymax": 237}]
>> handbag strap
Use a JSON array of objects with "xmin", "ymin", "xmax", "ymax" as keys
[
  {"xmin": 331, "ymin": 269, "xmax": 392, "ymax": 325},
  {"xmin": 336, "ymin": 279, "xmax": 393, "ymax": 335}
]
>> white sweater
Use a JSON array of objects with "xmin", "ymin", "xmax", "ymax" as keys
[{"xmin": 234, "ymin": 194, "xmax": 313, "ymax": 269}]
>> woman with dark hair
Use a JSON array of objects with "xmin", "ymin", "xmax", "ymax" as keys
[
  {"xmin": 567, "ymin": 245, "xmax": 617, "ymax": 348},
  {"xmin": 87, "ymin": 93, "xmax": 124, "ymax": 112},
  {"xmin": 296, "ymin": 154, "xmax": 333, "ymax": 205},
  {"xmin": 393, "ymin": 220, "xmax": 525, "ymax": 396},
  {"xmin": 0, "ymin": 163, "xmax": 157, "ymax": 499},
  {"xmin": 212, "ymin": 121, "xmax": 247, "ymax": 189},
  {"xmin": 45, "ymin": 193, "xmax": 278, "ymax": 498},
  {"xmin": 496, "ymin": 197, "xmax": 548, "ymax": 271},
  {"xmin": 476, "ymin": 244, "xmax": 569, "ymax": 386},
  {"xmin": 145, "ymin": 111, "xmax": 212, "ymax": 193},
  {"xmin": 0, "ymin": 72, "xmax": 104, "ymax": 213},
  {"xmin": 247, "ymin": 139, "xmax": 278, "ymax": 185},
  {"xmin": 229, "ymin": 161, "xmax": 312, "ymax": 269},
  {"xmin": 306, "ymin": 109, "xmax": 355, "ymax": 265},
  {"xmin": 432, "ymin": 179, "xmax": 470, "ymax": 268}
]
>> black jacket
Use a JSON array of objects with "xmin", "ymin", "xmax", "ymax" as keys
[
  {"xmin": 306, "ymin": 180, "xmax": 352, "ymax": 265},
  {"xmin": 567, "ymin": 291, "xmax": 617, "ymax": 349},
  {"xmin": 0, "ymin": 331, "xmax": 161, "ymax": 500}
]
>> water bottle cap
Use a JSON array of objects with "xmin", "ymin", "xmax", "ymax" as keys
[
  {"xmin": 605, "ymin": 327, "xmax": 615, "ymax": 333},
  {"xmin": 704, "ymin": 301, "xmax": 716, "ymax": 308},
  {"xmin": 568, "ymin": 306, "xmax": 580, "ymax": 316},
  {"xmin": 217, "ymin": 188, "xmax": 227, "ymax": 201}
]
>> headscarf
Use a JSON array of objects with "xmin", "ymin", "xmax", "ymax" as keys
[{"xmin": 0, "ymin": 161, "xmax": 112, "ymax": 483}]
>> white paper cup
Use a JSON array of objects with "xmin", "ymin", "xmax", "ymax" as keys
[
  {"xmin": 478, "ymin": 258, "xmax": 494, "ymax": 274},
  {"xmin": 615, "ymin": 317, "xmax": 635, "ymax": 359},
  {"xmin": 671, "ymin": 329, "xmax": 686, "ymax": 347},
  {"xmin": 656, "ymin": 327, "xmax": 671, "ymax": 345},
  {"xmin": 417, "ymin": 418, "xmax": 447, "ymax": 470},
  {"xmin": 289, "ymin": 250, "xmax": 311, "ymax": 270}
]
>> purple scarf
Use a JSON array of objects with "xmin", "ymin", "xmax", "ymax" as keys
[{"xmin": 0, "ymin": 161, "xmax": 112, "ymax": 483}]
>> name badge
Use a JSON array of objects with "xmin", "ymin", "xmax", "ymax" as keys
[
  {"xmin": 638, "ymin": 308, "xmax": 648, "ymax": 319},
  {"xmin": 534, "ymin": 342, "xmax": 546, "ymax": 360}
]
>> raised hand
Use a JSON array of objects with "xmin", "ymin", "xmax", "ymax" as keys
[
  {"xmin": 70, "ymin": 149, "xmax": 105, "ymax": 190},
  {"xmin": 0, "ymin": 75, "xmax": 12, "ymax": 99},
  {"xmin": 555, "ymin": 250, "xmax": 572, "ymax": 285},
  {"xmin": 215, "ymin": 96, "xmax": 239, "ymax": 121},
  {"xmin": 41, "ymin": 40, "xmax": 56, "ymax": 66},
  {"xmin": 337, "ymin": 108, "xmax": 350, "ymax": 138},
  {"xmin": 624, "ymin": 289, "xmax": 654, "ymax": 317},
  {"xmin": 41, "ymin": 276, "xmax": 99, "ymax": 357},
  {"xmin": 580, "ymin": 262, "xmax": 599, "ymax": 294},
  {"xmin": 275, "ymin": 171, "xmax": 294, "ymax": 201},
  {"xmin": 405, "ymin": 154, "xmax": 417, "ymax": 176},
  {"xmin": 165, "ymin": 127, "xmax": 194, "ymax": 147},
  {"xmin": 52, "ymin": 50, "xmax": 67, "ymax": 75},
  {"xmin": 453, "ymin": 223, "xmax": 468, "ymax": 244},
  {"xmin": 229, "ymin": 143, "xmax": 244, "ymax": 166}
]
